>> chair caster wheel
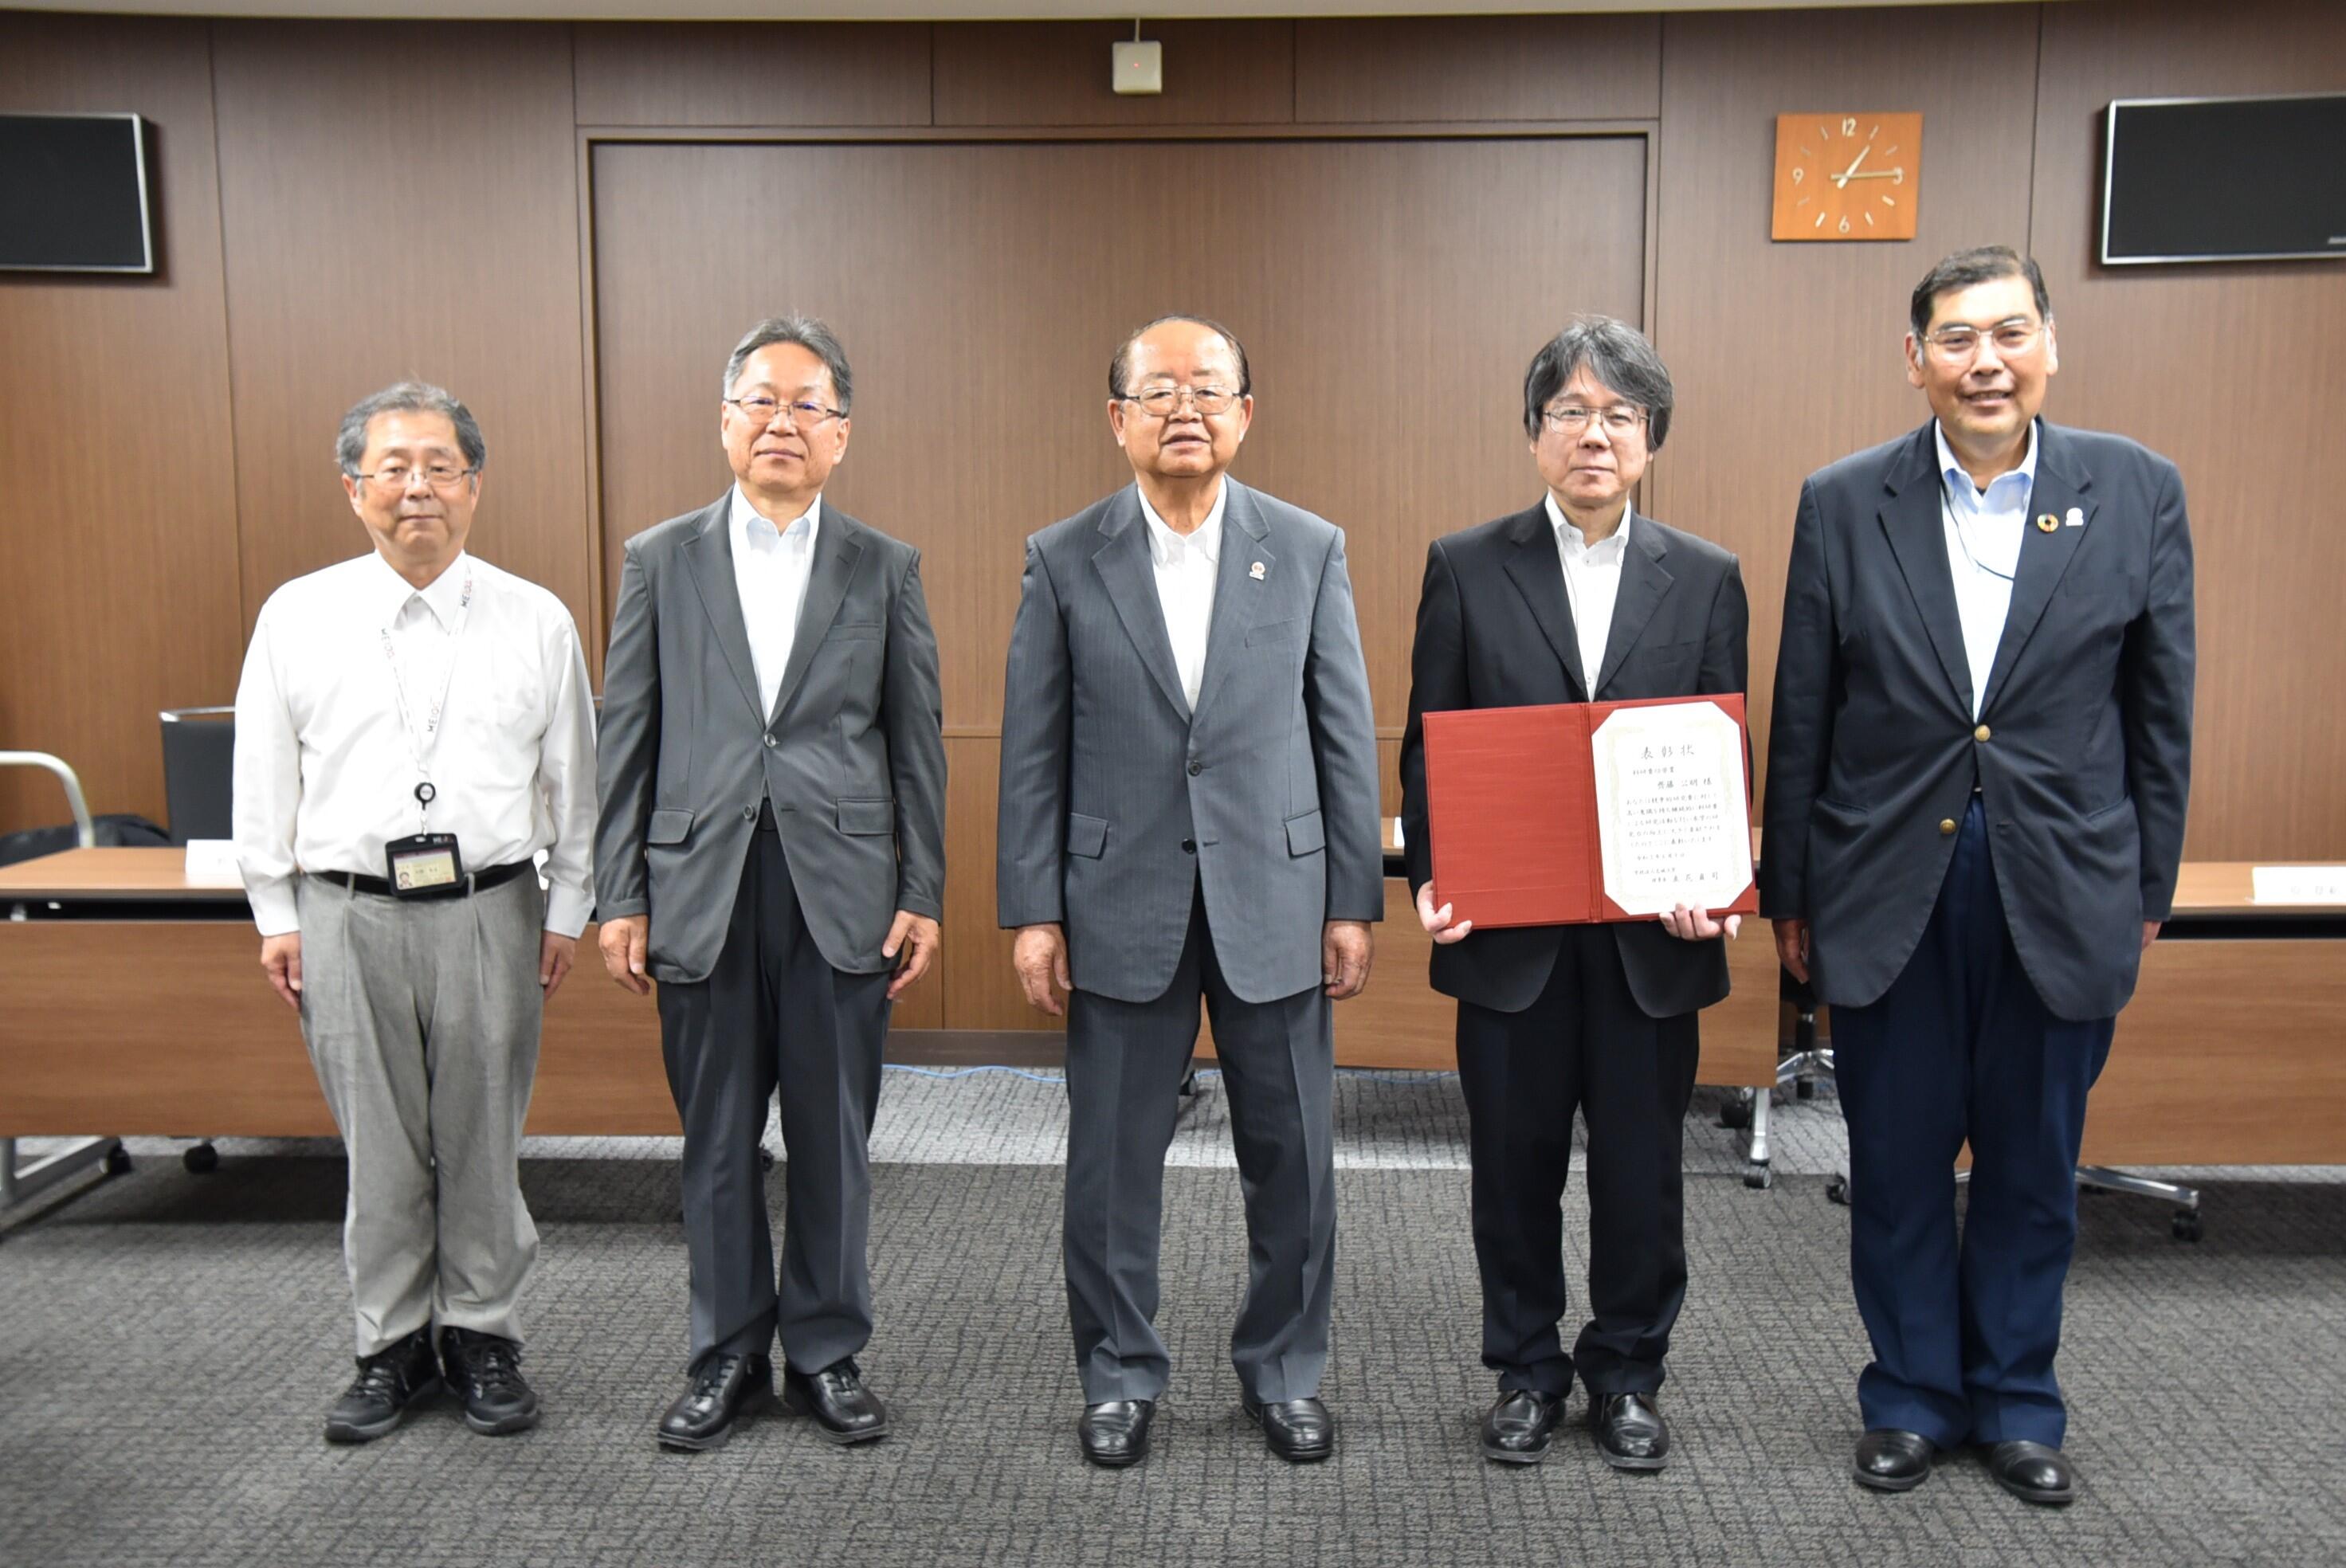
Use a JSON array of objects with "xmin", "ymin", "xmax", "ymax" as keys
[
  {"xmin": 1744, "ymin": 1165, "xmax": 1772, "ymax": 1190},
  {"xmin": 1826, "ymin": 1174, "xmax": 1850, "ymax": 1206},
  {"xmin": 1795, "ymin": 1078, "xmax": 1816, "ymax": 1100},
  {"xmin": 183, "ymin": 1143, "xmax": 219, "ymax": 1174},
  {"xmin": 758, "ymin": 1147, "xmax": 775, "ymax": 1173},
  {"xmin": 1718, "ymin": 1095, "xmax": 1753, "ymax": 1131},
  {"xmin": 104, "ymin": 1146, "xmax": 134, "ymax": 1177},
  {"xmin": 2171, "ymin": 1211, "xmax": 2201, "ymax": 1242},
  {"xmin": 1179, "ymin": 1072, "xmax": 1198, "ymax": 1098}
]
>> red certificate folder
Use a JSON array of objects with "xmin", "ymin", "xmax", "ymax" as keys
[{"xmin": 1421, "ymin": 693, "xmax": 1757, "ymax": 929}]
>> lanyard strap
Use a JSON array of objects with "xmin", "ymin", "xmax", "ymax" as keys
[{"xmin": 380, "ymin": 570, "xmax": 475, "ymax": 826}]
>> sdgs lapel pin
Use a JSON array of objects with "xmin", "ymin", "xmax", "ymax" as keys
[{"xmin": 2035, "ymin": 513, "xmax": 2058, "ymax": 533}]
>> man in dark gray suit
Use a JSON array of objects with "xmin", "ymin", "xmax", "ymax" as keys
[
  {"xmin": 595, "ymin": 316, "xmax": 946, "ymax": 1452},
  {"xmin": 998, "ymin": 316, "xmax": 1383, "ymax": 1468},
  {"xmin": 1402, "ymin": 318, "xmax": 1749, "ymax": 1471},
  {"xmin": 1762, "ymin": 248, "xmax": 2194, "ymax": 1506}
]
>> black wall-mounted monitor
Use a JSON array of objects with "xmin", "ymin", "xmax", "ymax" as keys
[
  {"xmin": 2102, "ymin": 93, "xmax": 2346, "ymax": 265},
  {"xmin": 0, "ymin": 112, "xmax": 155, "ymax": 274}
]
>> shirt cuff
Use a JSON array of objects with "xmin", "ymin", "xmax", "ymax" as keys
[
  {"xmin": 246, "ymin": 878, "xmax": 300, "ymax": 938},
  {"xmin": 544, "ymin": 882, "xmax": 593, "ymax": 940}
]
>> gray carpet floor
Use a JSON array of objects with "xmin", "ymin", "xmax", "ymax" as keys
[{"xmin": 6, "ymin": 1086, "xmax": 2345, "ymax": 1566}]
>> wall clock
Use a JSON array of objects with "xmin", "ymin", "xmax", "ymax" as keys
[{"xmin": 1771, "ymin": 112, "xmax": 1922, "ymax": 241}]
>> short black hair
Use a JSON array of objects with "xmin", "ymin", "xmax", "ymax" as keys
[
  {"xmin": 1909, "ymin": 245, "xmax": 2052, "ymax": 339},
  {"xmin": 1521, "ymin": 316, "xmax": 1674, "ymax": 450},
  {"xmin": 1108, "ymin": 315, "xmax": 1252, "ymax": 400},
  {"xmin": 724, "ymin": 314, "xmax": 853, "ymax": 414}
]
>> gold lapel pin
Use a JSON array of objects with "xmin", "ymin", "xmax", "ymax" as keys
[{"xmin": 2035, "ymin": 513, "xmax": 2058, "ymax": 533}]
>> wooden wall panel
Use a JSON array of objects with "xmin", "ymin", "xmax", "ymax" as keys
[
  {"xmin": 1651, "ymin": 6, "xmax": 2041, "ymax": 822},
  {"xmin": 591, "ymin": 135, "xmax": 1643, "ymax": 735},
  {"xmin": 1294, "ymin": 15, "xmax": 1660, "ymax": 124},
  {"xmin": 573, "ymin": 22, "xmax": 932, "ymax": 128},
  {"xmin": 0, "ymin": 16, "xmax": 243, "ymax": 836},
  {"xmin": 932, "ymin": 21, "xmax": 1294, "ymax": 127},
  {"xmin": 2029, "ymin": 0, "xmax": 2346, "ymax": 861},
  {"xmin": 942, "ymin": 735, "xmax": 1059, "ymax": 1031},
  {"xmin": 211, "ymin": 22, "xmax": 592, "ymax": 647}
]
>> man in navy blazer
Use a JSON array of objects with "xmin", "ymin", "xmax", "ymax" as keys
[
  {"xmin": 1761, "ymin": 248, "xmax": 2194, "ymax": 1506},
  {"xmin": 1402, "ymin": 317, "xmax": 1749, "ymax": 1470}
]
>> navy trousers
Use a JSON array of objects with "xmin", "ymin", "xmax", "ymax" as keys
[{"xmin": 1831, "ymin": 798, "xmax": 2114, "ymax": 1448}]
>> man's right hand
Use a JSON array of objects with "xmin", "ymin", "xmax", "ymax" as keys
[
  {"xmin": 599, "ymin": 915, "xmax": 652, "ymax": 995},
  {"xmin": 1414, "ymin": 881, "xmax": 1473, "ymax": 945},
  {"xmin": 1771, "ymin": 916, "xmax": 1811, "ymax": 984},
  {"xmin": 260, "ymin": 933, "xmax": 304, "ymax": 1013},
  {"xmin": 1013, "ymin": 923, "xmax": 1072, "ymax": 1017}
]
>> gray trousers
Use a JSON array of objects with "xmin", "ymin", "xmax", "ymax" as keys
[
  {"xmin": 1063, "ymin": 887, "xmax": 1337, "ymax": 1405},
  {"xmin": 654, "ymin": 822, "xmax": 892, "ymax": 1377},
  {"xmin": 296, "ymin": 871, "xmax": 545, "ymax": 1358}
]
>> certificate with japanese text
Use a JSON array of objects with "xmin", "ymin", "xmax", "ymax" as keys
[{"xmin": 1421, "ymin": 694, "xmax": 1757, "ymax": 929}]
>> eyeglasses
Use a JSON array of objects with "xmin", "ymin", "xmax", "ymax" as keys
[
  {"xmin": 727, "ymin": 396, "xmax": 845, "ymax": 429},
  {"xmin": 1123, "ymin": 385, "xmax": 1241, "ymax": 418},
  {"xmin": 355, "ymin": 463, "xmax": 477, "ymax": 491},
  {"xmin": 1919, "ymin": 318, "xmax": 2046, "ymax": 363},
  {"xmin": 1541, "ymin": 405, "xmax": 1647, "ymax": 437}
]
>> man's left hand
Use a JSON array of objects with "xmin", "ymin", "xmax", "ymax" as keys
[
  {"xmin": 1323, "ymin": 919, "xmax": 1373, "ymax": 1000},
  {"xmin": 1660, "ymin": 904, "xmax": 1740, "ymax": 942},
  {"xmin": 2143, "ymin": 920, "xmax": 2162, "ymax": 951},
  {"xmin": 539, "ymin": 932, "xmax": 578, "ymax": 999},
  {"xmin": 885, "ymin": 911, "xmax": 942, "ymax": 999}
]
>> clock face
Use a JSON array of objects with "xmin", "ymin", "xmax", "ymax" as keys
[{"xmin": 1771, "ymin": 112, "xmax": 1922, "ymax": 241}]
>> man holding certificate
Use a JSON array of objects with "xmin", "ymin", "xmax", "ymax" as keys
[
  {"xmin": 1399, "ymin": 317, "xmax": 1750, "ymax": 1469},
  {"xmin": 1761, "ymin": 247, "xmax": 2194, "ymax": 1506}
]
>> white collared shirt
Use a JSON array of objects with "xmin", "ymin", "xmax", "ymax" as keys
[
  {"xmin": 232, "ymin": 549, "xmax": 598, "ymax": 938},
  {"xmin": 730, "ymin": 484, "xmax": 822, "ymax": 721},
  {"xmin": 1936, "ymin": 420, "xmax": 2037, "ymax": 717},
  {"xmin": 1138, "ymin": 480, "xmax": 1226, "ymax": 711},
  {"xmin": 1545, "ymin": 492, "xmax": 1633, "ymax": 691}
]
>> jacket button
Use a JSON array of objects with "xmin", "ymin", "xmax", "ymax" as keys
[
  {"xmin": 1940, "ymin": 817, "xmax": 1957, "ymax": 835},
  {"xmin": 743, "ymin": 805, "xmax": 759, "ymax": 821},
  {"xmin": 1181, "ymin": 838, "xmax": 1196, "ymax": 854},
  {"xmin": 1973, "ymin": 723, "xmax": 1991, "ymax": 743},
  {"xmin": 763, "ymin": 733, "xmax": 779, "ymax": 748},
  {"xmin": 1187, "ymin": 761, "xmax": 1202, "ymax": 776}
]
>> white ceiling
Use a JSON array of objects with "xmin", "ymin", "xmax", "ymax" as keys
[{"xmin": 6, "ymin": 0, "xmax": 2051, "ymax": 22}]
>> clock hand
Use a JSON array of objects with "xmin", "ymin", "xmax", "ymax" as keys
[
  {"xmin": 1833, "ymin": 144, "xmax": 1873, "ymax": 188},
  {"xmin": 1835, "ymin": 168, "xmax": 1905, "ymax": 182}
]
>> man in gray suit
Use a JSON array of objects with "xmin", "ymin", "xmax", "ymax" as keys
[
  {"xmin": 998, "ymin": 316, "xmax": 1383, "ymax": 1468},
  {"xmin": 595, "ymin": 316, "xmax": 946, "ymax": 1452}
]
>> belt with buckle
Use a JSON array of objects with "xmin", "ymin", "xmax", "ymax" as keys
[{"xmin": 330, "ymin": 860, "xmax": 533, "ymax": 900}]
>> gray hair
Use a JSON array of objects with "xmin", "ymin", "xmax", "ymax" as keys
[
  {"xmin": 1909, "ymin": 245, "xmax": 2051, "ymax": 339},
  {"xmin": 1522, "ymin": 316, "xmax": 1674, "ymax": 450},
  {"xmin": 335, "ymin": 381, "xmax": 484, "ymax": 476},
  {"xmin": 1108, "ymin": 314, "xmax": 1253, "ymax": 400},
  {"xmin": 724, "ymin": 314, "xmax": 853, "ymax": 414}
]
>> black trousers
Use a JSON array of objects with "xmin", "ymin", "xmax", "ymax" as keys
[
  {"xmin": 654, "ymin": 819, "xmax": 892, "ymax": 1376},
  {"xmin": 1454, "ymin": 923, "xmax": 1700, "ymax": 1398}
]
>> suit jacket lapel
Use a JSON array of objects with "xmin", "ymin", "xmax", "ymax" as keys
[
  {"xmin": 1878, "ymin": 425, "xmax": 1975, "ymax": 714},
  {"xmin": 1092, "ymin": 487, "xmax": 1191, "ymax": 719},
  {"xmin": 767, "ymin": 504, "xmax": 865, "ymax": 724},
  {"xmin": 1189, "ymin": 480, "xmax": 1277, "ymax": 723},
  {"xmin": 1593, "ymin": 510, "xmax": 1672, "ymax": 696},
  {"xmin": 1501, "ymin": 503, "xmax": 1589, "ymax": 698},
  {"xmin": 682, "ymin": 496, "xmax": 766, "ymax": 724},
  {"xmin": 1981, "ymin": 421, "xmax": 2093, "ymax": 713}
]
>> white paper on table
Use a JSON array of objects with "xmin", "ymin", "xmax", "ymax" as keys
[
  {"xmin": 1589, "ymin": 701, "xmax": 1750, "ymax": 917},
  {"xmin": 1391, "ymin": 816, "xmax": 1405, "ymax": 849},
  {"xmin": 183, "ymin": 839, "xmax": 243, "ymax": 886},
  {"xmin": 2250, "ymin": 865, "xmax": 2346, "ymax": 905}
]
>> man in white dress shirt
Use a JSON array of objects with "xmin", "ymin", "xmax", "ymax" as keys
[{"xmin": 233, "ymin": 382, "xmax": 596, "ymax": 1445}]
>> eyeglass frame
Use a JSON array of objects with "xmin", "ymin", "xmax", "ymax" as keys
[
  {"xmin": 1539, "ymin": 402, "xmax": 1650, "ymax": 438},
  {"xmin": 351, "ymin": 462, "xmax": 480, "ymax": 491},
  {"xmin": 1915, "ymin": 315, "xmax": 2050, "ymax": 363},
  {"xmin": 725, "ymin": 395, "xmax": 847, "ymax": 429},
  {"xmin": 1119, "ymin": 384, "xmax": 1245, "ymax": 418}
]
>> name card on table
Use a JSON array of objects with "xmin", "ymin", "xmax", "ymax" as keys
[
  {"xmin": 2250, "ymin": 866, "xmax": 2346, "ymax": 905},
  {"xmin": 184, "ymin": 840, "xmax": 243, "ymax": 887}
]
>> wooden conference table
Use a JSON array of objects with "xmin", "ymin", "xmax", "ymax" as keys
[{"xmin": 3, "ymin": 849, "xmax": 2341, "ymax": 1173}]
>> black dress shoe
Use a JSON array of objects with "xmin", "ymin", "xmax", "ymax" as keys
[
  {"xmin": 1481, "ymin": 1390, "xmax": 1564, "ymax": 1465},
  {"xmin": 657, "ymin": 1353, "xmax": 773, "ymax": 1452},
  {"xmin": 1243, "ymin": 1395, "xmax": 1334, "ymax": 1463},
  {"xmin": 1592, "ymin": 1391, "xmax": 1669, "ymax": 1471},
  {"xmin": 781, "ymin": 1358, "xmax": 890, "ymax": 1445},
  {"xmin": 1078, "ymin": 1399, "xmax": 1155, "ymax": 1468},
  {"xmin": 437, "ymin": 1327, "xmax": 539, "ymax": 1436},
  {"xmin": 1853, "ymin": 1428, "xmax": 1936, "ymax": 1492},
  {"xmin": 1987, "ymin": 1440, "xmax": 2077, "ymax": 1505},
  {"xmin": 324, "ymin": 1329, "xmax": 441, "ymax": 1445}
]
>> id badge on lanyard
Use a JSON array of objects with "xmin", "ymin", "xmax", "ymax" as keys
[{"xmin": 382, "ymin": 574, "xmax": 474, "ymax": 898}]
